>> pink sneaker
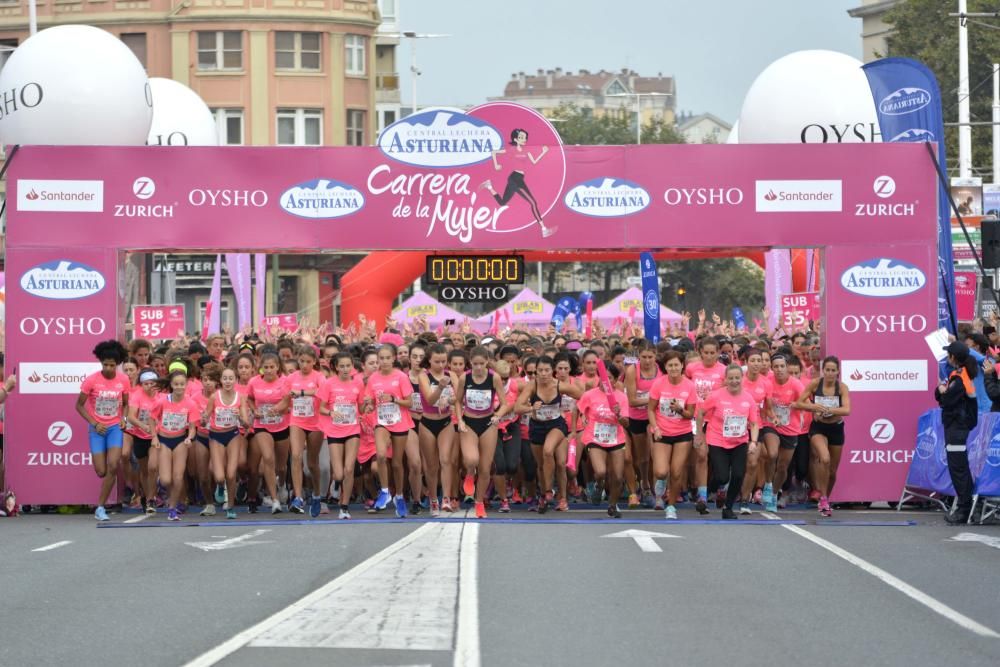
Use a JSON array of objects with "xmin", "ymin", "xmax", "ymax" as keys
[{"xmin": 819, "ymin": 496, "xmax": 832, "ymax": 517}]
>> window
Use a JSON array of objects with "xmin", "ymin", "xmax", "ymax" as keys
[
  {"xmin": 347, "ymin": 110, "xmax": 366, "ymax": 146},
  {"xmin": 120, "ymin": 33, "xmax": 147, "ymax": 68},
  {"xmin": 345, "ymin": 35, "xmax": 366, "ymax": 75},
  {"xmin": 606, "ymin": 80, "xmax": 627, "ymax": 96},
  {"xmin": 379, "ymin": 0, "xmax": 396, "ymax": 21},
  {"xmin": 277, "ymin": 276, "xmax": 299, "ymax": 315},
  {"xmin": 275, "ymin": 32, "xmax": 321, "ymax": 71},
  {"xmin": 197, "ymin": 31, "xmax": 242, "ymax": 71},
  {"xmin": 277, "ymin": 109, "xmax": 322, "ymax": 146},
  {"xmin": 0, "ymin": 39, "xmax": 17, "ymax": 74},
  {"xmin": 211, "ymin": 108, "xmax": 244, "ymax": 145},
  {"xmin": 378, "ymin": 109, "xmax": 396, "ymax": 132}
]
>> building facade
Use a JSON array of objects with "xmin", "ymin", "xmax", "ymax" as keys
[
  {"xmin": 677, "ymin": 112, "xmax": 732, "ymax": 144},
  {"xmin": 494, "ymin": 68, "xmax": 676, "ymax": 127},
  {"xmin": 847, "ymin": 0, "xmax": 900, "ymax": 63},
  {"xmin": 0, "ymin": 0, "xmax": 400, "ymax": 332}
]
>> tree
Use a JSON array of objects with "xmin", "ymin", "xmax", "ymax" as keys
[
  {"xmin": 660, "ymin": 258, "xmax": 765, "ymax": 318},
  {"xmin": 548, "ymin": 103, "xmax": 687, "ymax": 146},
  {"xmin": 884, "ymin": 0, "xmax": 1000, "ymax": 176}
]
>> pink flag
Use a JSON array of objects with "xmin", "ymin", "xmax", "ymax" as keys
[
  {"xmin": 206, "ymin": 253, "xmax": 221, "ymax": 335},
  {"xmin": 502, "ymin": 308, "xmax": 512, "ymax": 329},
  {"xmin": 201, "ymin": 301, "xmax": 213, "ymax": 340},
  {"xmin": 490, "ymin": 310, "xmax": 500, "ymax": 335},
  {"xmin": 628, "ymin": 305, "xmax": 637, "ymax": 322},
  {"xmin": 225, "ymin": 253, "xmax": 252, "ymax": 328},
  {"xmin": 254, "ymin": 253, "xmax": 267, "ymax": 329},
  {"xmin": 585, "ymin": 299, "xmax": 593, "ymax": 338}
]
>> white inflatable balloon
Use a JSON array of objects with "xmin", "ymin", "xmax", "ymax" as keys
[
  {"xmin": 738, "ymin": 50, "xmax": 879, "ymax": 144},
  {"xmin": 726, "ymin": 119, "xmax": 739, "ymax": 144},
  {"xmin": 147, "ymin": 77, "xmax": 219, "ymax": 146},
  {"xmin": 0, "ymin": 24, "xmax": 151, "ymax": 146}
]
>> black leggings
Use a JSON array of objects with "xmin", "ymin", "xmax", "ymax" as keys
[
  {"xmin": 708, "ymin": 444, "xmax": 748, "ymax": 510},
  {"xmin": 494, "ymin": 423, "xmax": 521, "ymax": 476},
  {"xmin": 494, "ymin": 171, "xmax": 543, "ymax": 222},
  {"xmin": 785, "ymin": 433, "xmax": 811, "ymax": 490},
  {"xmin": 519, "ymin": 430, "xmax": 537, "ymax": 482}
]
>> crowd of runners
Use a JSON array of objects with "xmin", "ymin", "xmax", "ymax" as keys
[{"xmin": 73, "ymin": 315, "xmax": 851, "ymax": 522}]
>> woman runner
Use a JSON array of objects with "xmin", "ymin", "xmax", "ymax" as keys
[
  {"xmin": 205, "ymin": 366, "xmax": 246, "ymax": 520},
  {"xmin": 243, "ymin": 353, "xmax": 290, "ymax": 515},
  {"xmin": 317, "ymin": 352, "xmax": 364, "ymax": 519},
  {"xmin": 573, "ymin": 363, "xmax": 630, "ymax": 518},
  {"xmin": 150, "ymin": 370, "xmax": 200, "ymax": 521},
  {"xmin": 125, "ymin": 369, "xmax": 161, "ymax": 515},
  {"xmin": 418, "ymin": 344, "xmax": 455, "ymax": 516},
  {"xmin": 625, "ymin": 341, "xmax": 660, "ymax": 507},
  {"xmin": 455, "ymin": 346, "xmax": 508, "ymax": 518},
  {"xmin": 798, "ymin": 356, "xmax": 851, "ymax": 517},
  {"xmin": 687, "ymin": 338, "xmax": 727, "ymax": 513},
  {"xmin": 738, "ymin": 349, "xmax": 773, "ymax": 515},
  {"xmin": 648, "ymin": 350, "xmax": 697, "ymax": 520},
  {"xmin": 759, "ymin": 355, "xmax": 805, "ymax": 513},
  {"xmin": 287, "ymin": 345, "xmax": 326, "ymax": 516}
]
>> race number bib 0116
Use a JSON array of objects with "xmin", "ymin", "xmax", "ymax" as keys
[
  {"xmin": 214, "ymin": 408, "xmax": 238, "ymax": 429},
  {"xmin": 773, "ymin": 404, "xmax": 790, "ymax": 426},
  {"xmin": 593, "ymin": 422, "xmax": 618, "ymax": 445},
  {"xmin": 292, "ymin": 396, "xmax": 315, "ymax": 418},
  {"xmin": 465, "ymin": 389, "xmax": 492, "ymax": 412},
  {"xmin": 723, "ymin": 415, "xmax": 748, "ymax": 439},
  {"xmin": 333, "ymin": 403, "xmax": 358, "ymax": 425},
  {"xmin": 377, "ymin": 402, "xmax": 401, "ymax": 427},
  {"xmin": 95, "ymin": 396, "xmax": 119, "ymax": 418},
  {"xmin": 162, "ymin": 411, "xmax": 187, "ymax": 432}
]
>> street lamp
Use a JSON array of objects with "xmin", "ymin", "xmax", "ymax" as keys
[
  {"xmin": 399, "ymin": 31, "xmax": 450, "ymax": 116},
  {"xmin": 606, "ymin": 91, "xmax": 673, "ymax": 145}
]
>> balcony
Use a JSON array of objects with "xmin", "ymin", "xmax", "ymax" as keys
[{"xmin": 376, "ymin": 72, "xmax": 400, "ymax": 104}]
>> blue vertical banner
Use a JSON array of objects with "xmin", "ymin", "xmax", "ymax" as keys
[
  {"xmin": 863, "ymin": 57, "xmax": 956, "ymax": 334},
  {"xmin": 576, "ymin": 291, "xmax": 593, "ymax": 330},
  {"xmin": 551, "ymin": 296, "xmax": 577, "ymax": 331},
  {"xmin": 640, "ymin": 252, "xmax": 660, "ymax": 343}
]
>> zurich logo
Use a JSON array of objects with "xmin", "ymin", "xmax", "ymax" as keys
[
  {"xmin": 878, "ymin": 87, "xmax": 932, "ymax": 116},
  {"xmin": 20, "ymin": 260, "xmax": 106, "ymax": 300},
  {"xmin": 377, "ymin": 107, "xmax": 503, "ymax": 168},
  {"xmin": 279, "ymin": 179, "xmax": 365, "ymax": 219},
  {"xmin": 564, "ymin": 177, "xmax": 650, "ymax": 218},
  {"xmin": 840, "ymin": 258, "xmax": 926, "ymax": 298},
  {"xmin": 889, "ymin": 128, "xmax": 935, "ymax": 143},
  {"xmin": 644, "ymin": 289, "xmax": 659, "ymax": 319}
]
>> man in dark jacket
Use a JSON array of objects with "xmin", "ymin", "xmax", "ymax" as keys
[{"xmin": 935, "ymin": 342, "xmax": 979, "ymax": 524}]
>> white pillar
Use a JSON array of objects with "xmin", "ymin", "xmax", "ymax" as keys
[
  {"xmin": 959, "ymin": 0, "xmax": 973, "ymax": 177},
  {"xmin": 993, "ymin": 63, "xmax": 999, "ymax": 185}
]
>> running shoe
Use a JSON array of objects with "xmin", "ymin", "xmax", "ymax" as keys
[
  {"xmin": 394, "ymin": 495, "xmax": 408, "ymax": 518},
  {"xmin": 627, "ymin": 492, "xmax": 640, "ymax": 509},
  {"xmin": 248, "ymin": 496, "xmax": 259, "ymax": 514},
  {"xmin": 94, "ymin": 506, "xmax": 109, "ymax": 522},
  {"xmin": 607, "ymin": 503, "xmax": 622, "ymax": 518},
  {"xmin": 499, "ymin": 499, "xmax": 511, "ymax": 513},
  {"xmin": 475, "ymin": 502, "xmax": 487, "ymax": 519},
  {"xmin": 808, "ymin": 489, "xmax": 822, "ymax": 503},
  {"xmin": 740, "ymin": 503, "xmax": 752, "ymax": 515},
  {"xmin": 818, "ymin": 496, "xmax": 832, "ymax": 517},
  {"xmin": 665, "ymin": 505, "xmax": 678, "ymax": 520},
  {"xmin": 538, "ymin": 492, "xmax": 553, "ymax": 514},
  {"xmin": 654, "ymin": 494, "xmax": 665, "ymax": 511},
  {"xmin": 555, "ymin": 498, "xmax": 569, "ymax": 512},
  {"xmin": 271, "ymin": 500, "xmax": 282, "ymax": 515},
  {"xmin": 695, "ymin": 497, "xmax": 709, "ymax": 515},
  {"xmin": 226, "ymin": 507, "xmax": 237, "ymax": 520},
  {"xmin": 777, "ymin": 493, "xmax": 787, "ymax": 509},
  {"xmin": 214, "ymin": 483, "xmax": 226, "ymax": 505},
  {"xmin": 462, "ymin": 474, "xmax": 475, "ymax": 500},
  {"xmin": 290, "ymin": 497, "xmax": 305, "ymax": 514},
  {"xmin": 761, "ymin": 484, "xmax": 774, "ymax": 508},
  {"xmin": 374, "ymin": 489, "xmax": 392, "ymax": 512},
  {"xmin": 721, "ymin": 507, "xmax": 737, "ymax": 520},
  {"xmin": 167, "ymin": 508, "xmax": 180, "ymax": 522},
  {"xmin": 177, "ymin": 503, "xmax": 188, "ymax": 515},
  {"xmin": 716, "ymin": 488, "xmax": 727, "ymax": 509},
  {"xmin": 278, "ymin": 487, "xmax": 289, "ymax": 505},
  {"xmin": 409, "ymin": 500, "xmax": 422, "ymax": 516},
  {"xmin": 642, "ymin": 490, "xmax": 655, "ymax": 509},
  {"xmin": 654, "ymin": 479, "xmax": 666, "ymax": 501},
  {"xmin": 589, "ymin": 484, "xmax": 603, "ymax": 506},
  {"xmin": 236, "ymin": 481, "xmax": 248, "ymax": 504},
  {"xmin": 420, "ymin": 496, "xmax": 430, "ymax": 510},
  {"xmin": 568, "ymin": 480, "xmax": 582, "ymax": 500},
  {"xmin": 441, "ymin": 497, "xmax": 453, "ymax": 513},
  {"xmin": 310, "ymin": 495, "xmax": 322, "ymax": 518},
  {"xmin": 320, "ymin": 502, "xmax": 331, "ymax": 515},
  {"xmin": 526, "ymin": 496, "xmax": 539, "ymax": 512},
  {"xmin": 752, "ymin": 489, "xmax": 763, "ymax": 505},
  {"xmin": 145, "ymin": 501, "xmax": 156, "ymax": 515},
  {"xmin": 200, "ymin": 503, "xmax": 216, "ymax": 517},
  {"xmin": 512, "ymin": 489, "xmax": 523, "ymax": 504},
  {"xmin": 339, "ymin": 507, "xmax": 352, "ymax": 520},
  {"xmin": 430, "ymin": 499, "xmax": 441, "ymax": 517},
  {"xmin": 128, "ymin": 495, "xmax": 143, "ymax": 510},
  {"xmin": 261, "ymin": 493, "xmax": 273, "ymax": 506}
]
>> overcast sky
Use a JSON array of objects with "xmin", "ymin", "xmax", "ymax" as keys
[{"xmin": 397, "ymin": 0, "xmax": 862, "ymax": 123}]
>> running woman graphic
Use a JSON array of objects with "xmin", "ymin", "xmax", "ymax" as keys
[{"xmin": 481, "ymin": 128, "xmax": 556, "ymax": 238}]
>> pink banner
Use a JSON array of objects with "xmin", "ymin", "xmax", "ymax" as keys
[
  {"xmin": 254, "ymin": 253, "xmax": 266, "ymax": 330},
  {"xmin": 132, "ymin": 304, "xmax": 185, "ymax": 340},
  {"xmin": 207, "ymin": 253, "xmax": 221, "ymax": 335},
  {"xmin": 954, "ymin": 271, "xmax": 977, "ymax": 322},
  {"xmin": 765, "ymin": 249, "xmax": 792, "ymax": 330},
  {"xmin": 224, "ymin": 253, "xmax": 252, "ymax": 328},
  {"xmin": 263, "ymin": 313, "xmax": 298, "ymax": 333},
  {"xmin": 780, "ymin": 292, "xmax": 820, "ymax": 331}
]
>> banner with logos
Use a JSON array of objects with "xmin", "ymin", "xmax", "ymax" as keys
[
  {"xmin": 780, "ymin": 291, "xmax": 820, "ymax": 330},
  {"xmin": 262, "ymin": 313, "xmax": 298, "ymax": 334},
  {"xmin": 863, "ymin": 58, "xmax": 956, "ymax": 334},
  {"xmin": 905, "ymin": 408, "xmax": 996, "ymax": 495},
  {"xmin": 3, "ymin": 111, "xmax": 941, "ymax": 503},
  {"xmin": 132, "ymin": 304, "xmax": 185, "ymax": 340},
  {"xmin": 639, "ymin": 252, "xmax": 660, "ymax": 343}
]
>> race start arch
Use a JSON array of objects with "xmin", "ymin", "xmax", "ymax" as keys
[{"xmin": 4, "ymin": 102, "xmax": 938, "ymax": 504}]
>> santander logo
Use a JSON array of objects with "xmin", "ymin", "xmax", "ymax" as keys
[
  {"xmin": 850, "ymin": 369, "xmax": 863, "ymax": 381},
  {"xmin": 764, "ymin": 190, "xmax": 777, "ymax": 201},
  {"xmin": 29, "ymin": 372, "xmax": 41, "ymax": 383},
  {"xmin": 26, "ymin": 189, "xmax": 39, "ymax": 200}
]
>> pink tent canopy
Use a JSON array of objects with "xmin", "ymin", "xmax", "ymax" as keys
[
  {"xmin": 591, "ymin": 287, "xmax": 683, "ymax": 327},
  {"xmin": 391, "ymin": 291, "xmax": 475, "ymax": 329},
  {"xmin": 476, "ymin": 287, "xmax": 555, "ymax": 329}
]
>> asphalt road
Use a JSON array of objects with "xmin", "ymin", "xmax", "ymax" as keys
[{"xmin": 1, "ymin": 506, "xmax": 998, "ymax": 667}]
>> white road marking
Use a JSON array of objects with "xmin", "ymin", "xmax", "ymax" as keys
[
  {"xmin": 950, "ymin": 532, "xmax": 1000, "ymax": 550},
  {"xmin": 762, "ymin": 512, "xmax": 1000, "ymax": 638},
  {"xmin": 123, "ymin": 514, "xmax": 149, "ymax": 524},
  {"xmin": 454, "ymin": 520, "xmax": 480, "ymax": 667},
  {"xmin": 31, "ymin": 540, "xmax": 72, "ymax": 552},
  {"xmin": 185, "ymin": 529, "xmax": 273, "ymax": 552},
  {"xmin": 182, "ymin": 516, "xmax": 481, "ymax": 665},
  {"xmin": 601, "ymin": 528, "xmax": 682, "ymax": 553}
]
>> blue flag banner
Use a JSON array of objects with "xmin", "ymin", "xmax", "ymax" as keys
[
  {"xmin": 906, "ymin": 408, "xmax": 996, "ymax": 495},
  {"xmin": 732, "ymin": 306, "xmax": 746, "ymax": 331},
  {"xmin": 551, "ymin": 296, "xmax": 577, "ymax": 331},
  {"xmin": 576, "ymin": 291, "xmax": 593, "ymax": 330},
  {"xmin": 863, "ymin": 57, "xmax": 956, "ymax": 334},
  {"xmin": 639, "ymin": 252, "xmax": 660, "ymax": 343}
]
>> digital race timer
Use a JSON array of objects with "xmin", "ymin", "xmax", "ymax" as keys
[{"xmin": 424, "ymin": 255, "xmax": 525, "ymax": 286}]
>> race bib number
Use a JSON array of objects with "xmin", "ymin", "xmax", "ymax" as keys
[
  {"xmin": 636, "ymin": 390, "xmax": 649, "ymax": 403},
  {"xmin": 377, "ymin": 401, "xmax": 401, "ymax": 426},
  {"xmin": 137, "ymin": 408, "xmax": 151, "ymax": 425},
  {"xmin": 162, "ymin": 411, "xmax": 187, "ymax": 432},
  {"xmin": 773, "ymin": 404, "xmax": 790, "ymax": 426},
  {"xmin": 815, "ymin": 395, "xmax": 839, "ymax": 410},
  {"xmin": 95, "ymin": 395, "xmax": 119, "ymax": 418},
  {"xmin": 466, "ymin": 389, "xmax": 492, "ymax": 412},
  {"xmin": 411, "ymin": 392, "xmax": 423, "ymax": 413},
  {"xmin": 593, "ymin": 422, "xmax": 618, "ymax": 445},
  {"xmin": 292, "ymin": 396, "xmax": 315, "ymax": 418},
  {"xmin": 560, "ymin": 395, "xmax": 576, "ymax": 413},
  {"xmin": 535, "ymin": 404, "xmax": 560, "ymax": 421},
  {"xmin": 214, "ymin": 408, "xmax": 238, "ymax": 429},
  {"xmin": 333, "ymin": 402, "xmax": 358, "ymax": 425},
  {"xmin": 258, "ymin": 404, "xmax": 282, "ymax": 425},
  {"xmin": 723, "ymin": 415, "xmax": 748, "ymax": 439},
  {"xmin": 658, "ymin": 397, "xmax": 682, "ymax": 419},
  {"xmin": 437, "ymin": 387, "xmax": 454, "ymax": 409}
]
